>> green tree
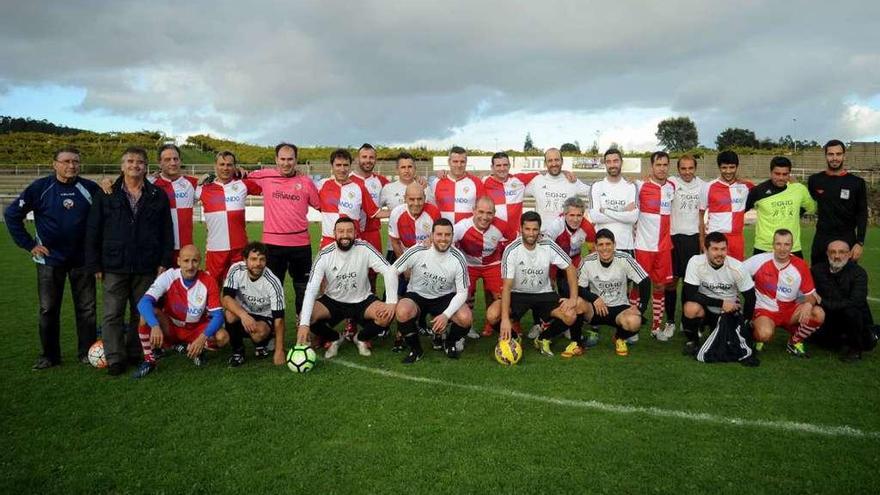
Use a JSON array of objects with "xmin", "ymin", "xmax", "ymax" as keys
[
  {"xmin": 715, "ymin": 127, "xmax": 759, "ymax": 150},
  {"xmin": 560, "ymin": 142, "xmax": 580, "ymax": 153},
  {"xmin": 655, "ymin": 116, "xmax": 699, "ymax": 152},
  {"xmin": 523, "ymin": 132, "xmax": 535, "ymax": 152}
]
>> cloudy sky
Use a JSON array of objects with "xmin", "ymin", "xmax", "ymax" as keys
[{"xmin": 1, "ymin": 1, "xmax": 878, "ymax": 151}]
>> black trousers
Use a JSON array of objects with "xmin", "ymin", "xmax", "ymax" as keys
[
  {"xmin": 813, "ymin": 306, "xmax": 873, "ymax": 352},
  {"xmin": 36, "ymin": 264, "xmax": 97, "ymax": 363},
  {"xmin": 266, "ymin": 244, "xmax": 312, "ymax": 315},
  {"xmin": 102, "ymin": 272, "xmax": 154, "ymax": 365}
]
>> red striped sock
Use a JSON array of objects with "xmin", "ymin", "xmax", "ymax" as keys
[
  {"xmin": 138, "ymin": 324, "xmax": 155, "ymax": 364},
  {"xmin": 793, "ymin": 319, "xmax": 819, "ymax": 343},
  {"xmin": 652, "ymin": 291, "xmax": 664, "ymax": 331},
  {"xmin": 629, "ymin": 287, "xmax": 640, "ymax": 308}
]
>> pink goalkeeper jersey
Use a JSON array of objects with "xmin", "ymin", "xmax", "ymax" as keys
[
  {"xmin": 483, "ymin": 172, "xmax": 538, "ymax": 238},
  {"xmin": 743, "ymin": 252, "xmax": 816, "ymax": 312},
  {"xmin": 247, "ymin": 168, "xmax": 320, "ymax": 247},
  {"xmin": 150, "ymin": 175, "xmax": 197, "ymax": 250},
  {"xmin": 196, "ymin": 179, "xmax": 261, "ymax": 252},
  {"xmin": 700, "ymin": 178, "xmax": 753, "ymax": 235},
  {"xmin": 429, "ymin": 174, "xmax": 485, "ymax": 223},
  {"xmin": 453, "ymin": 217, "xmax": 509, "ymax": 268},
  {"xmin": 635, "ymin": 179, "xmax": 675, "ymax": 252}
]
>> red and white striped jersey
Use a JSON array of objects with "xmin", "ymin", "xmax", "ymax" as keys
[
  {"xmin": 349, "ymin": 172, "xmax": 389, "ymax": 233},
  {"xmin": 196, "ymin": 179, "xmax": 261, "ymax": 252},
  {"xmin": 483, "ymin": 172, "xmax": 537, "ymax": 237},
  {"xmin": 700, "ymin": 179, "xmax": 753, "ymax": 234},
  {"xmin": 743, "ymin": 252, "xmax": 816, "ymax": 312},
  {"xmin": 427, "ymin": 174, "xmax": 485, "ymax": 223},
  {"xmin": 635, "ymin": 179, "xmax": 674, "ymax": 252},
  {"xmin": 541, "ymin": 215, "xmax": 596, "ymax": 267},
  {"xmin": 388, "ymin": 203, "xmax": 441, "ymax": 248},
  {"xmin": 150, "ymin": 175, "xmax": 198, "ymax": 249},
  {"xmin": 145, "ymin": 269, "xmax": 221, "ymax": 326},
  {"xmin": 453, "ymin": 217, "xmax": 510, "ymax": 267},
  {"xmin": 667, "ymin": 175, "xmax": 706, "ymax": 236},
  {"xmin": 317, "ymin": 179, "xmax": 380, "ymax": 239}
]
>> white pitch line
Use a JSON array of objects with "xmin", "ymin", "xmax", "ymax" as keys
[
  {"xmin": 334, "ymin": 359, "xmax": 879, "ymax": 440},
  {"xmin": 868, "ymin": 296, "xmax": 880, "ymax": 303}
]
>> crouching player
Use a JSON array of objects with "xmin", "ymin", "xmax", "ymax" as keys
[
  {"xmin": 574, "ymin": 229, "xmax": 650, "ymax": 357},
  {"xmin": 743, "ymin": 229, "xmax": 824, "ymax": 357},
  {"xmin": 295, "ymin": 218, "xmax": 398, "ymax": 358},
  {"xmin": 223, "ymin": 241, "xmax": 287, "ymax": 367},
  {"xmin": 395, "ymin": 218, "xmax": 472, "ymax": 363},
  {"xmin": 132, "ymin": 245, "xmax": 228, "ymax": 378},
  {"xmin": 487, "ymin": 211, "xmax": 578, "ymax": 356},
  {"xmin": 681, "ymin": 232, "xmax": 756, "ymax": 356}
]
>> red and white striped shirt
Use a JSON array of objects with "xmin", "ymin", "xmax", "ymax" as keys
[
  {"xmin": 700, "ymin": 179, "xmax": 753, "ymax": 235},
  {"xmin": 453, "ymin": 217, "xmax": 510, "ymax": 268},
  {"xmin": 541, "ymin": 215, "xmax": 596, "ymax": 267},
  {"xmin": 350, "ymin": 172, "xmax": 389, "ymax": 233},
  {"xmin": 196, "ymin": 179, "xmax": 261, "ymax": 252},
  {"xmin": 388, "ymin": 203, "xmax": 441, "ymax": 248},
  {"xmin": 317, "ymin": 179, "xmax": 380, "ymax": 241},
  {"xmin": 635, "ymin": 179, "xmax": 675, "ymax": 252},
  {"xmin": 483, "ymin": 172, "xmax": 538, "ymax": 238},
  {"xmin": 743, "ymin": 252, "xmax": 816, "ymax": 312},
  {"xmin": 150, "ymin": 175, "xmax": 198, "ymax": 250},
  {"xmin": 428, "ymin": 174, "xmax": 485, "ymax": 223},
  {"xmin": 145, "ymin": 269, "xmax": 221, "ymax": 327}
]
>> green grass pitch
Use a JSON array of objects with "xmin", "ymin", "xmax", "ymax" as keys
[{"xmin": 1, "ymin": 223, "xmax": 879, "ymax": 494}]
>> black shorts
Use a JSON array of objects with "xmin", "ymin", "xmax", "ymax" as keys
[
  {"xmin": 672, "ymin": 234, "xmax": 700, "ymax": 278},
  {"xmin": 265, "ymin": 244, "xmax": 312, "ymax": 285},
  {"xmin": 690, "ymin": 301, "xmax": 722, "ymax": 328},
  {"xmin": 588, "ymin": 304, "xmax": 631, "ymax": 327},
  {"xmin": 403, "ymin": 292, "xmax": 455, "ymax": 318},
  {"xmin": 510, "ymin": 292, "xmax": 561, "ymax": 324},
  {"xmin": 316, "ymin": 294, "xmax": 378, "ymax": 326},
  {"xmin": 248, "ymin": 313, "xmax": 275, "ymax": 328}
]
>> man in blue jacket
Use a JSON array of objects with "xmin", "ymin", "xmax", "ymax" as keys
[
  {"xmin": 86, "ymin": 146, "xmax": 174, "ymax": 376},
  {"xmin": 5, "ymin": 147, "xmax": 101, "ymax": 370}
]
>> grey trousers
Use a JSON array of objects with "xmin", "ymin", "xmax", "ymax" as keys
[
  {"xmin": 36, "ymin": 264, "xmax": 97, "ymax": 363},
  {"xmin": 102, "ymin": 272, "xmax": 155, "ymax": 366}
]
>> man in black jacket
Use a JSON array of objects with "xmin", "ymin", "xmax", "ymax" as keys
[
  {"xmin": 86, "ymin": 147, "xmax": 174, "ymax": 376},
  {"xmin": 807, "ymin": 140, "xmax": 868, "ymax": 265},
  {"xmin": 811, "ymin": 240, "xmax": 874, "ymax": 362}
]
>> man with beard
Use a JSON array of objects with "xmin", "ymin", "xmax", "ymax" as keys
[
  {"xmin": 811, "ymin": 240, "xmax": 874, "ymax": 362},
  {"xmin": 681, "ymin": 232, "xmax": 756, "ymax": 355},
  {"xmin": 295, "ymin": 218, "xmax": 398, "ymax": 358},
  {"xmin": 131, "ymin": 245, "xmax": 229, "ymax": 378},
  {"xmin": 525, "ymin": 148, "xmax": 591, "ymax": 228},
  {"xmin": 222, "ymin": 242, "xmax": 287, "ymax": 367},
  {"xmin": 453, "ymin": 196, "xmax": 510, "ymax": 338},
  {"xmin": 808, "ymin": 140, "xmax": 868, "ymax": 264},
  {"xmin": 573, "ymin": 229, "xmax": 650, "ymax": 357},
  {"xmin": 589, "ymin": 148, "xmax": 639, "ymax": 254},
  {"xmin": 743, "ymin": 229, "xmax": 824, "ymax": 357},
  {"xmin": 746, "ymin": 156, "xmax": 816, "ymax": 259},
  {"xmin": 700, "ymin": 151, "xmax": 753, "ymax": 261},
  {"xmin": 488, "ymin": 211, "xmax": 578, "ymax": 357},
  {"xmin": 394, "ymin": 218, "xmax": 472, "ymax": 363},
  {"xmin": 247, "ymin": 143, "xmax": 320, "ymax": 316},
  {"xmin": 317, "ymin": 149, "xmax": 384, "ymax": 248},
  {"xmin": 349, "ymin": 143, "xmax": 389, "ymax": 255}
]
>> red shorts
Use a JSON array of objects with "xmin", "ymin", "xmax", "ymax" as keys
[
  {"xmin": 725, "ymin": 234, "xmax": 745, "ymax": 261},
  {"xmin": 635, "ymin": 249, "xmax": 673, "ymax": 285},
  {"xmin": 206, "ymin": 249, "xmax": 242, "ymax": 288},
  {"xmin": 360, "ymin": 229, "xmax": 383, "ymax": 253},
  {"xmin": 467, "ymin": 264, "xmax": 502, "ymax": 299},
  {"xmin": 166, "ymin": 319, "xmax": 210, "ymax": 345},
  {"xmin": 754, "ymin": 305, "xmax": 798, "ymax": 332}
]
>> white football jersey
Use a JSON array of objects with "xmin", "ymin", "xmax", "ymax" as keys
[
  {"xmin": 223, "ymin": 262, "xmax": 285, "ymax": 319},
  {"xmin": 379, "ymin": 180, "xmax": 409, "ymax": 211},
  {"xmin": 668, "ymin": 176, "xmax": 705, "ymax": 236},
  {"xmin": 578, "ymin": 251, "xmax": 648, "ymax": 307},
  {"xmin": 525, "ymin": 173, "xmax": 591, "ymax": 227},
  {"xmin": 589, "ymin": 178, "xmax": 639, "ymax": 250},
  {"xmin": 299, "ymin": 240, "xmax": 398, "ymax": 325},
  {"xmin": 394, "ymin": 245, "xmax": 469, "ymax": 318},
  {"xmin": 684, "ymin": 254, "xmax": 754, "ymax": 302},
  {"xmin": 501, "ymin": 238, "xmax": 572, "ymax": 294}
]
